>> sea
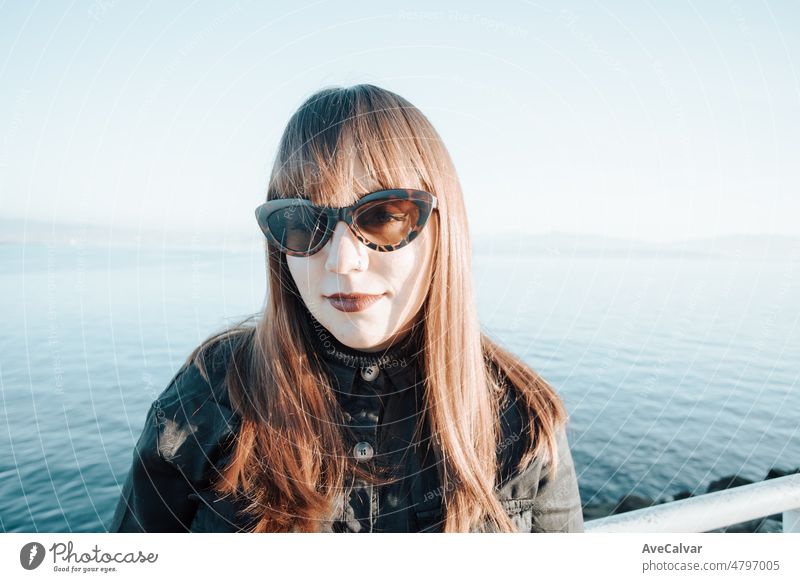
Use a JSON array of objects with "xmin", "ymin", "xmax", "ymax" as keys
[{"xmin": 1, "ymin": 235, "xmax": 798, "ymax": 532}]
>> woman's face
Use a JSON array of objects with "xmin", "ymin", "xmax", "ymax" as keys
[{"xmin": 287, "ymin": 164, "xmax": 437, "ymax": 352}]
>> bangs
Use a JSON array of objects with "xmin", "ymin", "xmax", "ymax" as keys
[{"xmin": 269, "ymin": 85, "xmax": 434, "ymax": 208}]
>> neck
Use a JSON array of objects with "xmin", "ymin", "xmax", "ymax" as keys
[{"xmin": 304, "ymin": 310, "xmax": 422, "ymax": 369}]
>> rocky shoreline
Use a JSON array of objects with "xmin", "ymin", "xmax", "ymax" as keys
[{"xmin": 582, "ymin": 467, "xmax": 799, "ymax": 532}]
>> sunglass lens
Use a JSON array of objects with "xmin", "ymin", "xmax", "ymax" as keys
[
  {"xmin": 354, "ymin": 199, "xmax": 422, "ymax": 247},
  {"xmin": 268, "ymin": 204, "xmax": 329, "ymax": 254}
]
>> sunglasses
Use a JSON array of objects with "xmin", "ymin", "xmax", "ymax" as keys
[{"xmin": 254, "ymin": 188, "xmax": 438, "ymax": 257}]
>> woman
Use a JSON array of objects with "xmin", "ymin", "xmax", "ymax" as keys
[{"xmin": 109, "ymin": 84, "xmax": 584, "ymax": 533}]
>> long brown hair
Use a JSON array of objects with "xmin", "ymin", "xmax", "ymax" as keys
[{"xmin": 187, "ymin": 84, "xmax": 568, "ymax": 532}]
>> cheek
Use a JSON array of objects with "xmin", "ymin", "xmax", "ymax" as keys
[
  {"xmin": 286, "ymin": 257, "xmax": 315, "ymax": 294},
  {"xmin": 388, "ymin": 234, "xmax": 435, "ymax": 296}
]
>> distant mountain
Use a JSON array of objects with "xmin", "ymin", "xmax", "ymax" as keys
[
  {"xmin": 0, "ymin": 217, "xmax": 262, "ymax": 252},
  {"xmin": 2, "ymin": 218, "xmax": 798, "ymax": 260},
  {"xmin": 471, "ymin": 232, "xmax": 800, "ymax": 260}
]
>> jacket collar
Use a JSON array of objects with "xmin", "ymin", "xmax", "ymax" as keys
[{"xmin": 304, "ymin": 308, "xmax": 423, "ymax": 397}]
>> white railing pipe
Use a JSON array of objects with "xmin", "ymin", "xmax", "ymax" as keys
[{"xmin": 584, "ymin": 473, "xmax": 800, "ymax": 533}]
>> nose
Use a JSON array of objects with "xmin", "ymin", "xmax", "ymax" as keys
[{"xmin": 324, "ymin": 221, "xmax": 369, "ymax": 273}]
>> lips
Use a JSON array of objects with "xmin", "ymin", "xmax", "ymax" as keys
[{"xmin": 325, "ymin": 292, "xmax": 386, "ymax": 313}]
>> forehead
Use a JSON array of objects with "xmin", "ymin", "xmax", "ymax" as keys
[
  {"xmin": 304, "ymin": 156, "xmax": 386, "ymax": 207},
  {"xmin": 352, "ymin": 156, "xmax": 383, "ymax": 195}
]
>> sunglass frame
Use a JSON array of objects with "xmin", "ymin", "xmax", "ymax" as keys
[{"xmin": 254, "ymin": 188, "xmax": 438, "ymax": 257}]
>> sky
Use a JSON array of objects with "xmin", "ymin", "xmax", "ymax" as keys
[{"xmin": 1, "ymin": 0, "xmax": 798, "ymax": 243}]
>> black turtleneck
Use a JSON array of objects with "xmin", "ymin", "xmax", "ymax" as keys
[{"xmin": 303, "ymin": 308, "xmax": 424, "ymax": 401}]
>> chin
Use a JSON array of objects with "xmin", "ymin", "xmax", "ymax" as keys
[{"xmin": 325, "ymin": 317, "xmax": 390, "ymax": 349}]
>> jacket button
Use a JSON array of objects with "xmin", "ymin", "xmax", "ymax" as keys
[
  {"xmin": 360, "ymin": 365, "xmax": 379, "ymax": 381},
  {"xmin": 353, "ymin": 441, "xmax": 374, "ymax": 461}
]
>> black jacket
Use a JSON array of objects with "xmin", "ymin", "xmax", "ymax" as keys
[{"xmin": 109, "ymin": 323, "xmax": 584, "ymax": 533}]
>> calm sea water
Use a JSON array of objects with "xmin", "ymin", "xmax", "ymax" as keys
[{"xmin": 1, "ymin": 242, "xmax": 798, "ymax": 532}]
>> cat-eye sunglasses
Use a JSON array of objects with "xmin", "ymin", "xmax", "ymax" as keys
[{"xmin": 255, "ymin": 188, "xmax": 438, "ymax": 257}]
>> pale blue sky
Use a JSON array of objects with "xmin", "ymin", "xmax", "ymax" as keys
[{"xmin": 1, "ymin": 0, "xmax": 798, "ymax": 242}]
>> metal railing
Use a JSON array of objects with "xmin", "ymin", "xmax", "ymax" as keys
[{"xmin": 584, "ymin": 473, "xmax": 800, "ymax": 533}]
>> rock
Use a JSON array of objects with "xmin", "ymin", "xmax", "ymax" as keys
[
  {"xmin": 707, "ymin": 520, "xmax": 757, "ymax": 533},
  {"xmin": 706, "ymin": 474, "xmax": 753, "ymax": 493},
  {"xmin": 582, "ymin": 503, "xmax": 616, "ymax": 520},
  {"xmin": 612, "ymin": 494, "xmax": 655, "ymax": 514},
  {"xmin": 757, "ymin": 518, "xmax": 784, "ymax": 533},
  {"xmin": 707, "ymin": 516, "xmax": 782, "ymax": 533},
  {"xmin": 765, "ymin": 467, "xmax": 800, "ymax": 480},
  {"xmin": 655, "ymin": 490, "xmax": 694, "ymax": 503}
]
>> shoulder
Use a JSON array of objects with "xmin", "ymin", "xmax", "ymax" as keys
[
  {"xmin": 494, "ymin": 376, "xmax": 573, "ymax": 488},
  {"xmin": 493, "ymin": 378, "xmax": 584, "ymax": 531},
  {"xmin": 495, "ymin": 379, "xmax": 533, "ymax": 486},
  {"xmin": 160, "ymin": 328, "xmax": 252, "ymax": 418},
  {"xmin": 143, "ymin": 331, "xmax": 249, "ymax": 482},
  {"xmin": 156, "ymin": 331, "xmax": 247, "ymax": 413}
]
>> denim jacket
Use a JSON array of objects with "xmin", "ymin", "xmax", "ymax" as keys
[{"xmin": 109, "ymin": 321, "xmax": 584, "ymax": 533}]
